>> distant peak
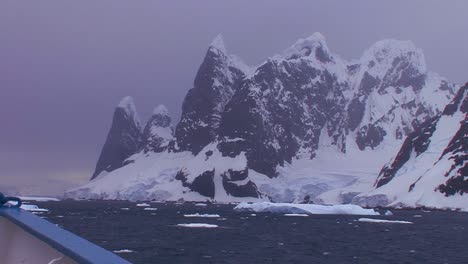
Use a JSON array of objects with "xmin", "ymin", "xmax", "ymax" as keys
[
  {"xmin": 209, "ymin": 34, "xmax": 227, "ymax": 53},
  {"xmin": 152, "ymin": 104, "xmax": 169, "ymax": 116}
]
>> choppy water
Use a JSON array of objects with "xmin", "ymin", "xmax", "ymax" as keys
[{"xmin": 33, "ymin": 200, "xmax": 468, "ymax": 264}]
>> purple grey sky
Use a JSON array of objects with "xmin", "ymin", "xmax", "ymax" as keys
[{"xmin": 1, "ymin": 1, "xmax": 467, "ymax": 196}]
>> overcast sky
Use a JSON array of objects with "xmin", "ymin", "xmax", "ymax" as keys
[{"xmin": 1, "ymin": 0, "xmax": 467, "ymax": 196}]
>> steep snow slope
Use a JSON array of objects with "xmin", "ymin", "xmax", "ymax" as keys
[{"xmin": 354, "ymin": 84, "xmax": 467, "ymax": 211}]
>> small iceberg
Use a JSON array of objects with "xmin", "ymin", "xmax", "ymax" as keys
[
  {"xmin": 284, "ymin": 214, "xmax": 309, "ymax": 217},
  {"xmin": 234, "ymin": 202, "xmax": 379, "ymax": 215},
  {"xmin": 184, "ymin": 213, "xmax": 220, "ymax": 218},
  {"xmin": 113, "ymin": 249, "xmax": 134, "ymax": 253},
  {"xmin": 177, "ymin": 223, "xmax": 218, "ymax": 228},
  {"xmin": 136, "ymin": 203, "xmax": 151, "ymax": 207},
  {"xmin": 19, "ymin": 196, "xmax": 60, "ymax": 202},
  {"xmin": 195, "ymin": 203, "xmax": 208, "ymax": 207},
  {"xmin": 143, "ymin": 208, "xmax": 158, "ymax": 211},
  {"xmin": 358, "ymin": 218, "xmax": 413, "ymax": 224}
]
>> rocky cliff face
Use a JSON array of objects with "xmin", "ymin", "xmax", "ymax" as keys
[
  {"xmin": 175, "ymin": 35, "xmax": 250, "ymax": 155},
  {"xmin": 91, "ymin": 96, "xmax": 143, "ymax": 180},
  {"xmin": 70, "ymin": 33, "xmax": 462, "ymax": 208}
]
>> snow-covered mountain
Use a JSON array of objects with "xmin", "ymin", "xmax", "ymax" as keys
[
  {"xmin": 353, "ymin": 83, "xmax": 467, "ymax": 210},
  {"xmin": 66, "ymin": 33, "xmax": 462, "ymax": 209}
]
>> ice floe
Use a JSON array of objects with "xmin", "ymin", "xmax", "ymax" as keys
[
  {"xmin": 19, "ymin": 196, "xmax": 60, "ymax": 202},
  {"xmin": 113, "ymin": 249, "xmax": 134, "ymax": 253},
  {"xmin": 234, "ymin": 202, "xmax": 379, "ymax": 215},
  {"xmin": 284, "ymin": 214, "xmax": 309, "ymax": 217},
  {"xmin": 20, "ymin": 204, "xmax": 49, "ymax": 212},
  {"xmin": 177, "ymin": 223, "xmax": 218, "ymax": 228},
  {"xmin": 184, "ymin": 213, "xmax": 220, "ymax": 218},
  {"xmin": 357, "ymin": 218, "xmax": 413, "ymax": 224}
]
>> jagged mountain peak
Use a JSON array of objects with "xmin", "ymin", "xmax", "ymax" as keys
[
  {"xmin": 278, "ymin": 32, "xmax": 332, "ymax": 62},
  {"xmin": 209, "ymin": 34, "xmax": 226, "ymax": 54},
  {"xmin": 176, "ymin": 34, "xmax": 251, "ymax": 154},
  {"xmin": 205, "ymin": 34, "xmax": 252, "ymax": 76}
]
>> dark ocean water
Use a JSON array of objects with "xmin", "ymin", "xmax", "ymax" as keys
[{"xmin": 32, "ymin": 200, "xmax": 467, "ymax": 264}]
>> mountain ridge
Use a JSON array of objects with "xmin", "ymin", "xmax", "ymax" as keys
[{"xmin": 66, "ymin": 33, "xmax": 464, "ymax": 210}]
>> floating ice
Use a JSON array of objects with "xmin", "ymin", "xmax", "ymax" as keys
[
  {"xmin": 234, "ymin": 202, "xmax": 379, "ymax": 215},
  {"xmin": 19, "ymin": 196, "xmax": 60, "ymax": 202},
  {"xmin": 113, "ymin": 249, "xmax": 134, "ymax": 253},
  {"xmin": 20, "ymin": 204, "xmax": 49, "ymax": 212},
  {"xmin": 284, "ymin": 214, "xmax": 309, "ymax": 217},
  {"xmin": 357, "ymin": 218, "xmax": 413, "ymax": 224},
  {"xmin": 184, "ymin": 213, "xmax": 220, "ymax": 218},
  {"xmin": 136, "ymin": 203, "xmax": 150, "ymax": 207},
  {"xmin": 176, "ymin": 223, "xmax": 218, "ymax": 228},
  {"xmin": 143, "ymin": 208, "xmax": 158, "ymax": 211}
]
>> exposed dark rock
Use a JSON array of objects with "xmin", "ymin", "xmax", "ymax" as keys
[
  {"xmin": 347, "ymin": 98, "xmax": 366, "ymax": 131},
  {"xmin": 222, "ymin": 170, "xmax": 259, "ymax": 198},
  {"xmin": 176, "ymin": 170, "xmax": 215, "ymax": 198},
  {"xmin": 356, "ymin": 124, "xmax": 387, "ymax": 150}
]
